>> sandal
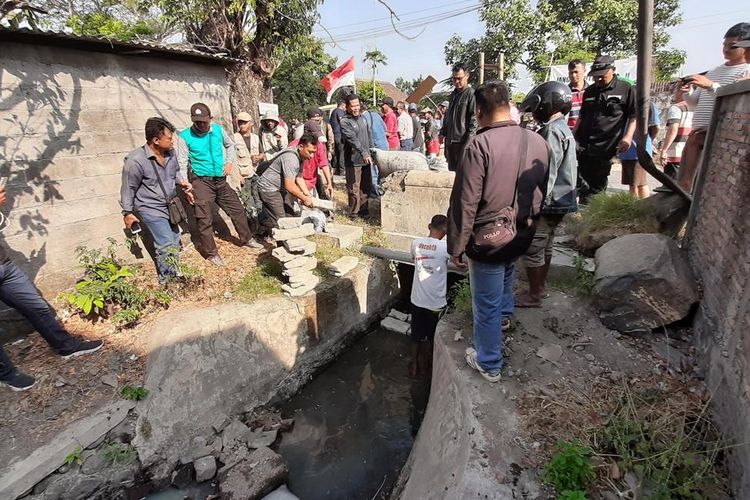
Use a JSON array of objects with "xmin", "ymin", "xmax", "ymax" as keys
[{"xmin": 501, "ymin": 317, "xmax": 512, "ymax": 332}]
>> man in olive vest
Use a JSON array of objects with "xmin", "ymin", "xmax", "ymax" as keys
[{"xmin": 176, "ymin": 103, "xmax": 264, "ymax": 267}]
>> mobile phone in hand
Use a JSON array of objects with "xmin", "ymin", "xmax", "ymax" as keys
[
  {"xmin": 0, "ymin": 176, "xmax": 7, "ymax": 188},
  {"xmin": 130, "ymin": 222, "xmax": 142, "ymax": 235}
]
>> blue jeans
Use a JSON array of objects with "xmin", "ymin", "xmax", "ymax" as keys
[
  {"xmin": 0, "ymin": 260, "xmax": 74, "ymax": 379},
  {"xmin": 370, "ymin": 162, "xmax": 380, "ymax": 197},
  {"xmin": 468, "ymin": 258, "xmax": 516, "ymax": 373},
  {"xmin": 141, "ymin": 214, "xmax": 181, "ymax": 283},
  {"xmin": 400, "ymin": 138, "xmax": 414, "ymax": 151}
]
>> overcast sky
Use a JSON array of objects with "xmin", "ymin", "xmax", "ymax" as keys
[{"xmin": 316, "ymin": 0, "xmax": 750, "ymax": 92}]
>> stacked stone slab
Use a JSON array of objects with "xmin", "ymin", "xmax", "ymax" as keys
[{"xmin": 271, "ymin": 219, "xmax": 320, "ymax": 297}]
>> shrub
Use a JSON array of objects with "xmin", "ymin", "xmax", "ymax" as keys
[
  {"xmin": 120, "ymin": 385, "xmax": 150, "ymax": 401},
  {"xmin": 543, "ymin": 439, "xmax": 595, "ymax": 493}
]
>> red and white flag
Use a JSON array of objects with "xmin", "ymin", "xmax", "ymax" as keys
[{"xmin": 321, "ymin": 56, "xmax": 356, "ymax": 103}]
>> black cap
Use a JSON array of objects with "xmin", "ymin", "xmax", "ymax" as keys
[
  {"xmin": 589, "ymin": 55, "xmax": 615, "ymax": 77},
  {"xmin": 306, "ymin": 108, "xmax": 323, "ymax": 119},
  {"xmin": 380, "ymin": 96, "xmax": 395, "ymax": 107},
  {"xmin": 190, "ymin": 103, "xmax": 212, "ymax": 122}
]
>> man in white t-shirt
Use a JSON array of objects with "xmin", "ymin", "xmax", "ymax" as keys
[
  {"xmin": 676, "ymin": 22, "xmax": 750, "ymax": 192},
  {"xmin": 409, "ymin": 214, "xmax": 449, "ymax": 377}
]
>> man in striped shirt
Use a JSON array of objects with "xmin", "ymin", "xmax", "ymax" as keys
[
  {"xmin": 660, "ymin": 86, "xmax": 693, "ymax": 179},
  {"xmin": 676, "ymin": 22, "xmax": 750, "ymax": 192},
  {"xmin": 567, "ymin": 59, "xmax": 587, "ymax": 130}
]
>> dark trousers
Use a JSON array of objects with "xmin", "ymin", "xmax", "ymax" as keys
[
  {"xmin": 335, "ymin": 137, "xmax": 345, "ymax": 174},
  {"xmin": 259, "ymin": 190, "xmax": 294, "ymax": 231},
  {"xmin": 578, "ymin": 154, "xmax": 613, "ymax": 203},
  {"xmin": 345, "ymin": 165, "xmax": 372, "ymax": 215},
  {"xmin": 445, "ymin": 141, "xmax": 467, "ymax": 172},
  {"xmin": 192, "ymin": 177, "xmax": 253, "ymax": 256},
  {"xmin": 0, "ymin": 260, "xmax": 74, "ymax": 379}
]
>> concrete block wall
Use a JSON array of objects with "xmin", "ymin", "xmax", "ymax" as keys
[
  {"xmin": 0, "ymin": 41, "xmax": 231, "ymax": 301},
  {"xmin": 380, "ymin": 170, "xmax": 455, "ymax": 252},
  {"xmin": 686, "ymin": 80, "xmax": 750, "ymax": 497}
]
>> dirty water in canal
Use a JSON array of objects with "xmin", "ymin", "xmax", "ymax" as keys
[{"xmin": 277, "ymin": 328, "xmax": 431, "ymax": 500}]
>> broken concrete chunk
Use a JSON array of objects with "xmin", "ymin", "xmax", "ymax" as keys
[
  {"xmin": 593, "ymin": 233, "xmax": 699, "ymax": 333},
  {"xmin": 272, "ymin": 223, "xmax": 315, "ymax": 242},
  {"xmin": 319, "ymin": 223, "xmax": 364, "ymax": 249},
  {"xmin": 193, "ymin": 455, "xmax": 217, "ymax": 482},
  {"xmin": 388, "ymin": 309, "xmax": 409, "ymax": 322},
  {"xmin": 222, "ymin": 419, "xmax": 250, "ymax": 448},
  {"xmin": 277, "ymin": 217, "xmax": 304, "ymax": 229},
  {"xmin": 286, "ymin": 271, "xmax": 318, "ymax": 288},
  {"xmin": 329, "ymin": 256, "xmax": 359, "ymax": 276},
  {"xmin": 282, "ymin": 255, "xmax": 317, "ymax": 271},
  {"xmin": 219, "ymin": 447, "xmax": 288, "ymax": 500},
  {"xmin": 100, "ymin": 374, "xmax": 117, "ymax": 388},
  {"xmin": 381, "ymin": 316, "xmax": 411, "ymax": 335},
  {"xmin": 282, "ymin": 278, "xmax": 319, "ymax": 297},
  {"xmin": 311, "ymin": 198, "xmax": 335, "ymax": 211},
  {"xmin": 248, "ymin": 429, "xmax": 278, "ymax": 449},
  {"xmin": 211, "ymin": 413, "xmax": 231, "ymax": 433},
  {"xmin": 536, "ymin": 344, "xmax": 563, "ymax": 363},
  {"xmin": 284, "ymin": 264, "xmax": 319, "ymax": 280},
  {"xmin": 262, "ymin": 484, "xmax": 300, "ymax": 500},
  {"xmin": 283, "ymin": 238, "xmax": 316, "ymax": 255},
  {"xmin": 272, "ymin": 246, "xmax": 298, "ymax": 263}
]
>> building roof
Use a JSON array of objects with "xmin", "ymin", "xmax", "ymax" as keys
[
  {"xmin": 0, "ymin": 27, "xmax": 241, "ymax": 65},
  {"xmin": 355, "ymin": 78, "xmax": 408, "ymax": 103}
]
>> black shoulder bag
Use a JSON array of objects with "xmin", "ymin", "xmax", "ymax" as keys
[
  {"xmin": 469, "ymin": 129, "xmax": 528, "ymax": 258},
  {"xmin": 150, "ymin": 159, "xmax": 187, "ymax": 225}
]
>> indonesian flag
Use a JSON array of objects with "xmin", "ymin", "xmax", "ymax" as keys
[{"xmin": 321, "ymin": 56, "xmax": 356, "ymax": 103}]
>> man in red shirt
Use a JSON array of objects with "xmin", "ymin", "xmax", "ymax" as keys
[
  {"xmin": 301, "ymin": 138, "xmax": 333, "ymax": 199},
  {"xmin": 567, "ymin": 59, "xmax": 587, "ymax": 130},
  {"xmin": 380, "ymin": 97, "xmax": 400, "ymax": 150}
]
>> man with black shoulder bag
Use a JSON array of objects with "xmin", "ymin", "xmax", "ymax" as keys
[
  {"xmin": 120, "ymin": 117, "xmax": 194, "ymax": 284},
  {"xmin": 447, "ymin": 80, "xmax": 550, "ymax": 383}
]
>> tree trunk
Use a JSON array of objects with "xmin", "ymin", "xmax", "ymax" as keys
[{"xmin": 227, "ymin": 62, "xmax": 273, "ymax": 130}]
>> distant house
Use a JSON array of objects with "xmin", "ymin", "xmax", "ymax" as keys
[{"xmin": 355, "ymin": 78, "xmax": 408, "ymax": 103}]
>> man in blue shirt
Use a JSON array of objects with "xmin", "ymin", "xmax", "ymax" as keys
[
  {"xmin": 176, "ymin": 103, "xmax": 264, "ymax": 267},
  {"xmin": 361, "ymin": 102, "xmax": 387, "ymax": 197}
]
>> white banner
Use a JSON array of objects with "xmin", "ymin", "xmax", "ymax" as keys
[
  {"xmin": 548, "ymin": 56, "xmax": 638, "ymax": 84},
  {"xmin": 257, "ymin": 102, "xmax": 279, "ymax": 117}
]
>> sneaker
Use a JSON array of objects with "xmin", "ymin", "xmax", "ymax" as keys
[
  {"xmin": 0, "ymin": 371, "xmax": 36, "ymax": 392},
  {"xmin": 244, "ymin": 238, "xmax": 265, "ymax": 250},
  {"xmin": 501, "ymin": 317, "xmax": 512, "ymax": 332},
  {"xmin": 207, "ymin": 255, "xmax": 226, "ymax": 267},
  {"xmin": 59, "ymin": 339, "xmax": 104, "ymax": 360},
  {"xmin": 465, "ymin": 347, "xmax": 502, "ymax": 383}
]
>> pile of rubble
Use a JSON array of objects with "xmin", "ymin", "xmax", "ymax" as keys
[
  {"xmin": 380, "ymin": 308, "xmax": 412, "ymax": 335},
  {"xmin": 271, "ymin": 218, "xmax": 320, "ymax": 297}
]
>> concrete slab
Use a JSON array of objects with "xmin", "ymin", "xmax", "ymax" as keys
[
  {"xmin": 282, "ymin": 278, "xmax": 319, "ymax": 296},
  {"xmin": 380, "ymin": 316, "xmax": 410, "ymax": 335},
  {"xmin": 283, "ymin": 238, "xmax": 316, "ymax": 255},
  {"xmin": 277, "ymin": 217, "xmax": 304, "ymax": 229},
  {"xmin": 272, "ymin": 224, "xmax": 315, "ymax": 242},
  {"xmin": 0, "ymin": 400, "xmax": 135, "ymax": 500},
  {"xmin": 283, "ymin": 259, "xmax": 318, "ymax": 277},
  {"xmin": 319, "ymin": 224, "xmax": 364, "ymax": 249},
  {"xmin": 329, "ymin": 256, "xmax": 359, "ymax": 277}
]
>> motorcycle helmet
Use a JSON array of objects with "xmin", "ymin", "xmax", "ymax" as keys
[{"xmin": 519, "ymin": 81, "xmax": 573, "ymax": 123}]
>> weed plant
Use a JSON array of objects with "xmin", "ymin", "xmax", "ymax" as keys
[
  {"xmin": 103, "ymin": 443, "xmax": 137, "ymax": 464},
  {"xmin": 543, "ymin": 439, "xmax": 595, "ymax": 497},
  {"xmin": 120, "ymin": 385, "xmax": 150, "ymax": 401}
]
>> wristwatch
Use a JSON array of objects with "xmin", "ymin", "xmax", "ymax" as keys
[{"xmin": 710, "ymin": 82, "xmax": 721, "ymax": 92}]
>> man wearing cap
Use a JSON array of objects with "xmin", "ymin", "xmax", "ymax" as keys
[
  {"xmin": 409, "ymin": 103, "xmax": 425, "ymax": 154},
  {"xmin": 260, "ymin": 109, "xmax": 288, "ymax": 161},
  {"xmin": 440, "ymin": 63, "xmax": 477, "ymax": 171},
  {"xmin": 177, "ymin": 103, "xmax": 264, "ymax": 267},
  {"xmin": 574, "ymin": 55, "xmax": 637, "ymax": 203},
  {"xmin": 380, "ymin": 97, "xmax": 400, "ymax": 150},
  {"xmin": 231, "ymin": 111, "xmax": 261, "ymax": 189},
  {"xmin": 675, "ymin": 23, "xmax": 750, "ymax": 192},
  {"xmin": 396, "ymin": 101, "xmax": 414, "ymax": 151}
]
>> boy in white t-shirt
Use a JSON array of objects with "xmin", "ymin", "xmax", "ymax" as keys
[{"xmin": 410, "ymin": 214, "xmax": 449, "ymax": 377}]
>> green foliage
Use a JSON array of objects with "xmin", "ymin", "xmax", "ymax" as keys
[
  {"xmin": 448, "ymin": 0, "xmax": 683, "ymax": 85},
  {"xmin": 449, "ymin": 280, "xmax": 472, "ymax": 314},
  {"xmin": 120, "ymin": 385, "xmax": 150, "ymax": 401},
  {"xmin": 66, "ymin": 12, "xmax": 155, "ymax": 41},
  {"xmin": 395, "ymin": 75, "xmax": 425, "ymax": 96},
  {"xmin": 560, "ymin": 491, "xmax": 587, "ymax": 500},
  {"xmin": 356, "ymin": 81, "xmax": 386, "ymax": 108},
  {"xmin": 64, "ymin": 447, "xmax": 83, "ymax": 466},
  {"xmin": 543, "ymin": 439, "xmax": 595, "ymax": 493},
  {"xmin": 655, "ymin": 49, "xmax": 687, "ymax": 82},
  {"xmin": 596, "ymin": 385, "xmax": 729, "ymax": 499},
  {"xmin": 582, "ymin": 192, "xmax": 656, "ymax": 231},
  {"xmin": 272, "ymin": 35, "xmax": 337, "ymax": 118},
  {"xmin": 235, "ymin": 259, "xmax": 284, "ymax": 302},
  {"xmin": 103, "ymin": 443, "xmax": 137, "ymax": 464},
  {"xmin": 573, "ymin": 255, "xmax": 595, "ymax": 296},
  {"xmin": 59, "ymin": 239, "xmax": 172, "ymax": 327}
]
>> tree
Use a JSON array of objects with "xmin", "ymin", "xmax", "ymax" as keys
[
  {"xmin": 363, "ymin": 50, "xmax": 387, "ymax": 107},
  {"xmin": 446, "ymin": 0, "xmax": 685, "ymax": 85},
  {"xmin": 355, "ymin": 81, "xmax": 385, "ymax": 108},
  {"xmin": 395, "ymin": 75, "xmax": 425, "ymax": 96},
  {"xmin": 272, "ymin": 35, "xmax": 336, "ymax": 120}
]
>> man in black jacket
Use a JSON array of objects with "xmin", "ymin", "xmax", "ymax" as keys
[
  {"xmin": 339, "ymin": 93, "xmax": 373, "ymax": 217},
  {"xmin": 439, "ymin": 63, "xmax": 478, "ymax": 171}
]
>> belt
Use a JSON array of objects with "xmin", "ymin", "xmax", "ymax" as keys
[{"xmin": 195, "ymin": 175, "xmax": 225, "ymax": 180}]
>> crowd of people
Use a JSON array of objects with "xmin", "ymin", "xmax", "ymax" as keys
[{"xmin": 1, "ymin": 22, "xmax": 748, "ymax": 392}]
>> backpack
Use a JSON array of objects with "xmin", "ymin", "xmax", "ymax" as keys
[{"xmin": 240, "ymin": 150, "xmax": 299, "ymax": 218}]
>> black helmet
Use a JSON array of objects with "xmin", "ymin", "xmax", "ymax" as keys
[{"xmin": 519, "ymin": 81, "xmax": 573, "ymax": 123}]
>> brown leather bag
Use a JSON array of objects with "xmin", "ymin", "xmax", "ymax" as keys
[{"xmin": 469, "ymin": 130, "xmax": 528, "ymax": 259}]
